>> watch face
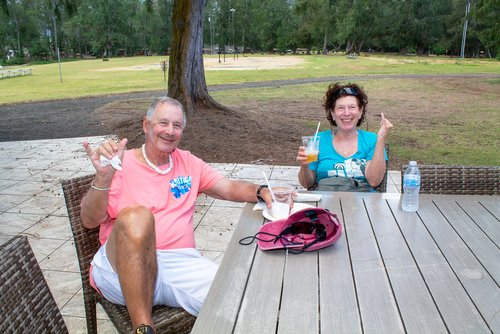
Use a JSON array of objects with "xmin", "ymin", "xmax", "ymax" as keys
[{"xmin": 135, "ymin": 324, "xmax": 154, "ymax": 334}]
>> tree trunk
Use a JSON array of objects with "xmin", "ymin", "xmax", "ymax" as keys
[
  {"xmin": 332, "ymin": 43, "xmax": 341, "ymax": 52},
  {"xmin": 355, "ymin": 41, "xmax": 363, "ymax": 54},
  {"xmin": 322, "ymin": 29, "xmax": 328, "ymax": 55},
  {"xmin": 168, "ymin": 0, "xmax": 229, "ymax": 114},
  {"xmin": 345, "ymin": 40, "xmax": 353, "ymax": 54},
  {"xmin": 14, "ymin": 17, "xmax": 21, "ymax": 55}
]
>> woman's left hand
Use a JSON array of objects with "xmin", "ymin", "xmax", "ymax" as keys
[{"xmin": 377, "ymin": 112, "xmax": 393, "ymax": 140}]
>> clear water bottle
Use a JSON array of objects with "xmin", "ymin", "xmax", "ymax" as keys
[{"xmin": 402, "ymin": 161, "xmax": 421, "ymax": 212}]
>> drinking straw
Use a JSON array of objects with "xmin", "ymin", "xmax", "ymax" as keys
[
  {"xmin": 312, "ymin": 121, "xmax": 320, "ymax": 147},
  {"xmin": 262, "ymin": 171, "xmax": 277, "ymax": 202}
]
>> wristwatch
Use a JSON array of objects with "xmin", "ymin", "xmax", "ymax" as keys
[
  {"xmin": 135, "ymin": 324, "xmax": 155, "ymax": 334},
  {"xmin": 256, "ymin": 184, "xmax": 268, "ymax": 202}
]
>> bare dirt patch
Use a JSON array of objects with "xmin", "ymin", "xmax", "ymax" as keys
[
  {"xmin": 94, "ymin": 98, "xmax": 303, "ymax": 165},
  {"xmin": 203, "ymin": 56, "xmax": 305, "ymax": 71},
  {"xmin": 94, "ymin": 56, "xmax": 305, "ymax": 72},
  {"xmin": 94, "ymin": 76, "xmax": 499, "ymax": 170}
]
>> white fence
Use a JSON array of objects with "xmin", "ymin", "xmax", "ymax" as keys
[{"xmin": 0, "ymin": 68, "xmax": 32, "ymax": 79}]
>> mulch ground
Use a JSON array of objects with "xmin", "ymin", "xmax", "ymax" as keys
[{"xmin": 94, "ymin": 98, "xmax": 307, "ymax": 166}]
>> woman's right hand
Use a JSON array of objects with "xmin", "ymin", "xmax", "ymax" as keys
[
  {"xmin": 297, "ymin": 146, "xmax": 317, "ymax": 189},
  {"xmin": 296, "ymin": 146, "xmax": 309, "ymax": 167},
  {"xmin": 84, "ymin": 138, "xmax": 128, "ymax": 177}
]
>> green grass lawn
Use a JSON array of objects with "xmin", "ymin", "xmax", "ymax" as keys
[{"xmin": 1, "ymin": 53, "xmax": 499, "ymax": 104}]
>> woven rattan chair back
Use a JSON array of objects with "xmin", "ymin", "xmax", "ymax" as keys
[
  {"xmin": 374, "ymin": 143, "xmax": 390, "ymax": 193},
  {"xmin": 61, "ymin": 174, "xmax": 196, "ymax": 334},
  {"xmin": 0, "ymin": 235, "xmax": 68, "ymax": 333},
  {"xmin": 400, "ymin": 165, "xmax": 500, "ymax": 195}
]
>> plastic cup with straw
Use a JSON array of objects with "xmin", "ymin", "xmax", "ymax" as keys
[
  {"xmin": 263, "ymin": 171, "xmax": 293, "ymax": 220},
  {"xmin": 312, "ymin": 121, "xmax": 320, "ymax": 148},
  {"xmin": 262, "ymin": 171, "xmax": 276, "ymax": 202},
  {"xmin": 303, "ymin": 122, "xmax": 321, "ymax": 163}
]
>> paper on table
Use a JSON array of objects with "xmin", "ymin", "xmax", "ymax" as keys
[
  {"xmin": 253, "ymin": 193, "xmax": 321, "ymax": 211},
  {"xmin": 100, "ymin": 155, "xmax": 122, "ymax": 171},
  {"xmin": 263, "ymin": 203, "xmax": 315, "ymax": 221},
  {"xmin": 295, "ymin": 193, "xmax": 322, "ymax": 202},
  {"xmin": 253, "ymin": 202, "xmax": 266, "ymax": 211}
]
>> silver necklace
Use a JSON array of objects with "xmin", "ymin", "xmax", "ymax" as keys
[
  {"xmin": 141, "ymin": 144, "xmax": 173, "ymax": 175},
  {"xmin": 333, "ymin": 130, "xmax": 358, "ymax": 156}
]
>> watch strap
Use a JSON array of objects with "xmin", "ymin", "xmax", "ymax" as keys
[{"xmin": 256, "ymin": 184, "xmax": 268, "ymax": 202}]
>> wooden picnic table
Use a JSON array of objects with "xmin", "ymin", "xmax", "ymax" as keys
[{"xmin": 191, "ymin": 192, "xmax": 500, "ymax": 334}]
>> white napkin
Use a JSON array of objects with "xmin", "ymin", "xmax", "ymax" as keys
[
  {"xmin": 100, "ymin": 155, "xmax": 122, "ymax": 171},
  {"xmin": 253, "ymin": 202, "xmax": 266, "ymax": 211},
  {"xmin": 295, "ymin": 193, "xmax": 322, "ymax": 202},
  {"xmin": 253, "ymin": 192, "xmax": 321, "ymax": 211}
]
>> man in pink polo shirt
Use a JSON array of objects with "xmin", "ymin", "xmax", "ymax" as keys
[{"xmin": 81, "ymin": 97, "xmax": 273, "ymax": 334}]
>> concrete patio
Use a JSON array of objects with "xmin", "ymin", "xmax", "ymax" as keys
[{"xmin": 0, "ymin": 135, "xmax": 401, "ymax": 333}]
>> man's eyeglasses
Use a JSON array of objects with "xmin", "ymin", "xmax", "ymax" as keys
[
  {"xmin": 336, "ymin": 87, "xmax": 358, "ymax": 97},
  {"xmin": 152, "ymin": 120, "xmax": 184, "ymax": 132}
]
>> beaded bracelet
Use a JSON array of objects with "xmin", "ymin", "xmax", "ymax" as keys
[{"xmin": 91, "ymin": 180, "xmax": 110, "ymax": 191}]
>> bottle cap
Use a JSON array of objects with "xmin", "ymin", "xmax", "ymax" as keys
[{"xmin": 409, "ymin": 161, "xmax": 417, "ymax": 166}]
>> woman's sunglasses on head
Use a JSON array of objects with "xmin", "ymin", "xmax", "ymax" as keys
[{"xmin": 336, "ymin": 87, "xmax": 358, "ymax": 97}]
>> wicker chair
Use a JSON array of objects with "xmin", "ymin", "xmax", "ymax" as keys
[
  {"xmin": 400, "ymin": 164, "xmax": 500, "ymax": 195},
  {"xmin": 374, "ymin": 146, "xmax": 389, "ymax": 193},
  {"xmin": 61, "ymin": 175, "xmax": 196, "ymax": 334},
  {"xmin": 0, "ymin": 235, "xmax": 68, "ymax": 333}
]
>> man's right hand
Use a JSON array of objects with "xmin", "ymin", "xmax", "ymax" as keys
[{"xmin": 84, "ymin": 138, "xmax": 128, "ymax": 177}]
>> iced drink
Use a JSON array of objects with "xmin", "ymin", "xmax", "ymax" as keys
[
  {"xmin": 306, "ymin": 151, "xmax": 319, "ymax": 163},
  {"xmin": 271, "ymin": 201, "xmax": 290, "ymax": 219},
  {"xmin": 271, "ymin": 184, "xmax": 294, "ymax": 220},
  {"xmin": 302, "ymin": 136, "xmax": 320, "ymax": 163}
]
